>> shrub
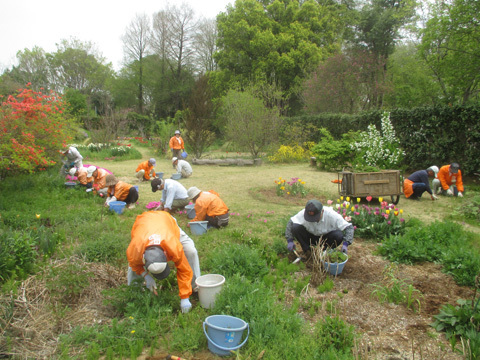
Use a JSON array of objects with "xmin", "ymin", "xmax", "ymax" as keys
[
  {"xmin": 0, "ymin": 86, "xmax": 72, "ymax": 178},
  {"xmin": 315, "ymin": 315, "xmax": 356, "ymax": 352},
  {"xmin": 268, "ymin": 144, "xmax": 308, "ymax": 163},
  {"xmin": 310, "ymin": 128, "xmax": 359, "ymax": 171},
  {"xmin": 0, "ymin": 229, "xmax": 37, "ymax": 282},
  {"xmin": 350, "ymin": 111, "xmax": 405, "ymax": 170}
]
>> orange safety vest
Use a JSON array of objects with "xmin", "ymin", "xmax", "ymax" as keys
[
  {"xmin": 136, "ymin": 161, "xmax": 156, "ymax": 180},
  {"xmin": 437, "ymin": 165, "xmax": 464, "ymax": 192},
  {"xmin": 108, "ymin": 181, "xmax": 133, "ymax": 201},
  {"xmin": 127, "ymin": 211, "xmax": 193, "ymax": 299},
  {"xmin": 169, "ymin": 136, "xmax": 184, "ymax": 150},
  {"xmin": 191, "ymin": 191, "xmax": 229, "ymax": 222}
]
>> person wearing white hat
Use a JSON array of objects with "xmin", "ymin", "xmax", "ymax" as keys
[
  {"xmin": 126, "ymin": 211, "xmax": 201, "ymax": 313},
  {"xmin": 86, "ymin": 166, "xmax": 109, "ymax": 196},
  {"xmin": 172, "ymin": 157, "xmax": 192, "ymax": 178},
  {"xmin": 68, "ymin": 166, "xmax": 91, "ymax": 188},
  {"xmin": 169, "ymin": 130, "xmax": 185, "ymax": 159},
  {"xmin": 135, "ymin": 158, "xmax": 157, "ymax": 181},
  {"xmin": 187, "ymin": 187, "xmax": 229, "ymax": 228},
  {"xmin": 105, "ymin": 174, "xmax": 138, "ymax": 209},
  {"xmin": 432, "ymin": 163, "xmax": 464, "ymax": 197},
  {"xmin": 403, "ymin": 166, "xmax": 439, "ymax": 201}
]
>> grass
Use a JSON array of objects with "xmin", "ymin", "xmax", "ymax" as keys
[{"xmin": 1, "ymin": 144, "xmax": 480, "ymax": 359}]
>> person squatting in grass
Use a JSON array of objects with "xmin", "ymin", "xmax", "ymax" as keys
[
  {"xmin": 285, "ymin": 199, "xmax": 354, "ymax": 258},
  {"xmin": 432, "ymin": 163, "xmax": 464, "ymax": 197},
  {"xmin": 135, "ymin": 158, "xmax": 157, "ymax": 182},
  {"xmin": 187, "ymin": 186, "xmax": 229, "ymax": 228},
  {"xmin": 169, "ymin": 130, "xmax": 185, "ymax": 159},
  {"xmin": 86, "ymin": 166, "xmax": 109, "ymax": 196},
  {"xmin": 126, "ymin": 211, "xmax": 201, "ymax": 313},
  {"xmin": 403, "ymin": 166, "xmax": 439, "ymax": 201},
  {"xmin": 69, "ymin": 167, "xmax": 91, "ymax": 189},
  {"xmin": 172, "ymin": 157, "xmax": 192, "ymax": 178},
  {"xmin": 104, "ymin": 174, "xmax": 139, "ymax": 209},
  {"xmin": 151, "ymin": 178, "xmax": 190, "ymax": 213}
]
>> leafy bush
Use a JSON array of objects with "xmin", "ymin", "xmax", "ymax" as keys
[
  {"xmin": 203, "ymin": 243, "xmax": 269, "ymax": 280},
  {"xmin": 379, "ymin": 221, "xmax": 480, "ymax": 286},
  {"xmin": 0, "ymin": 229, "xmax": 38, "ymax": 282},
  {"xmin": 315, "ymin": 315, "xmax": 356, "ymax": 352},
  {"xmin": 70, "ymin": 143, "xmax": 142, "ymax": 161},
  {"xmin": 310, "ymin": 128, "xmax": 359, "ymax": 171},
  {"xmin": 431, "ymin": 298, "xmax": 480, "ymax": 358},
  {"xmin": 77, "ymin": 236, "xmax": 126, "ymax": 263},
  {"xmin": 268, "ymin": 144, "xmax": 308, "ymax": 163},
  {"xmin": 452, "ymin": 194, "xmax": 480, "ymax": 223},
  {"xmin": 351, "ymin": 111, "xmax": 405, "ymax": 170}
]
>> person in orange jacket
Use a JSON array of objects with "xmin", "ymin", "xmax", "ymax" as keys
[
  {"xmin": 104, "ymin": 175, "xmax": 139, "ymax": 209},
  {"xmin": 187, "ymin": 187, "xmax": 230, "ymax": 228},
  {"xmin": 135, "ymin": 158, "xmax": 157, "ymax": 181},
  {"xmin": 432, "ymin": 163, "xmax": 464, "ymax": 197},
  {"xmin": 68, "ymin": 166, "xmax": 91, "ymax": 188},
  {"xmin": 126, "ymin": 211, "xmax": 201, "ymax": 313},
  {"xmin": 169, "ymin": 130, "xmax": 184, "ymax": 159},
  {"xmin": 86, "ymin": 166, "xmax": 109, "ymax": 196}
]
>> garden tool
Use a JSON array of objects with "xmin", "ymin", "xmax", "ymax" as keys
[
  {"xmin": 166, "ymin": 355, "xmax": 187, "ymax": 360},
  {"xmin": 292, "ymin": 250, "xmax": 302, "ymax": 264}
]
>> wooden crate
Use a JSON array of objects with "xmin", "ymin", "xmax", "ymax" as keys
[{"xmin": 338, "ymin": 170, "xmax": 402, "ymax": 197}]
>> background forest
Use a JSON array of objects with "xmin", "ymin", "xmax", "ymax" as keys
[{"xmin": 1, "ymin": 0, "xmax": 479, "ymax": 175}]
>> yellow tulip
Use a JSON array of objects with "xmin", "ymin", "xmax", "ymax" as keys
[
  {"xmin": 394, "ymin": 211, "xmax": 399, "ymax": 216},
  {"xmin": 351, "ymin": 206, "xmax": 355, "ymax": 212},
  {"xmin": 36, "ymin": 214, "xmax": 41, "ymax": 219},
  {"xmin": 346, "ymin": 197, "xmax": 350, "ymax": 201},
  {"xmin": 400, "ymin": 209, "xmax": 403, "ymax": 214},
  {"xmin": 386, "ymin": 210, "xmax": 390, "ymax": 214},
  {"xmin": 357, "ymin": 198, "xmax": 361, "ymax": 203},
  {"xmin": 379, "ymin": 197, "xmax": 383, "ymax": 202},
  {"xmin": 340, "ymin": 196, "xmax": 344, "ymax": 200}
]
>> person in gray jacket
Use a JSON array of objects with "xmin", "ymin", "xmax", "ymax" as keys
[{"xmin": 285, "ymin": 199, "xmax": 354, "ymax": 256}]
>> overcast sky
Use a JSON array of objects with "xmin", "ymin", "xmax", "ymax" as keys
[{"xmin": 0, "ymin": 0, "xmax": 232, "ymax": 72}]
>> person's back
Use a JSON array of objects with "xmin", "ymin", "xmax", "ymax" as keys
[{"xmin": 192, "ymin": 191, "xmax": 228, "ymax": 221}]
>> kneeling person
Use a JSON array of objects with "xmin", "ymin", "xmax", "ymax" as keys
[
  {"xmin": 187, "ymin": 187, "xmax": 229, "ymax": 228},
  {"xmin": 105, "ymin": 174, "xmax": 139, "ymax": 209},
  {"xmin": 285, "ymin": 199, "xmax": 354, "ymax": 256}
]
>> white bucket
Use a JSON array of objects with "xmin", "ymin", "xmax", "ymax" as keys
[{"xmin": 195, "ymin": 274, "xmax": 225, "ymax": 309}]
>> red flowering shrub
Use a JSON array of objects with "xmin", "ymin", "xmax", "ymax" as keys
[{"xmin": 0, "ymin": 85, "xmax": 72, "ymax": 177}]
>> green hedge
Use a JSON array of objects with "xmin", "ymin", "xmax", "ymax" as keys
[{"xmin": 287, "ymin": 105, "xmax": 480, "ymax": 174}]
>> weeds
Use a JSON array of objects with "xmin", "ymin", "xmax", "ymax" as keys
[{"xmin": 371, "ymin": 264, "xmax": 422, "ymax": 312}]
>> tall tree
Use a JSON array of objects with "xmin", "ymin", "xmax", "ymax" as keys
[
  {"xmin": 418, "ymin": 0, "xmax": 480, "ymax": 104},
  {"xmin": 151, "ymin": 4, "xmax": 198, "ymax": 115},
  {"xmin": 349, "ymin": 0, "xmax": 417, "ymax": 107},
  {"xmin": 214, "ymin": 0, "xmax": 345, "ymax": 112},
  {"xmin": 12, "ymin": 47, "xmax": 51, "ymax": 91},
  {"xmin": 122, "ymin": 13, "xmax": 151, "ymax": 114},
  {"xmin": 193, "ymin": 18, "xmax": 218, "ymax": 73},
  {"xmin": 47, "ymin": 38, "xmax": 114, "ymax": 95}
]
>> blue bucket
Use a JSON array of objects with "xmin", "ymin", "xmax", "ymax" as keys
[
  {"xmin": 181, "ymin": 151, "xmax": 188, "ymax": 159},
  {"xmin": 156, "ymin": 172, "xmax": 164, "ymax": 179},
  {"xmin": 323, "ymin": 251, "xmax": 348, "ymax": 276},
  {"xmin": 65, "ymin": 181, "xmax": 77, "ymax": 189},
  {"xmin": 185, "ymin": 204, "xmax": 196, "ymax": 219},
  {"xmin": 203, "ymin": 315, "xmax": 249, "ymax": 356},
  {"xmin": 190, "ymin": 221, "xmax": 208, "ymax": 235},
  {"xmin": 171, "ymin": 173, "xmax": 182, "ymax": 180},
  {"xmin": 109, "ymin": 201, "xmax": 126, "ymax": 214}
]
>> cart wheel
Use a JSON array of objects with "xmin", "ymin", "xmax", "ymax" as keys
[{"xmin": 391, "ymin": 195, "xmax": 400, "ymax": 205}]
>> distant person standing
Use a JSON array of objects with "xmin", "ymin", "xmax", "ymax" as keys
[{"xmin": 169, "ymin": 130, "xmax": 184, "ymax": 159}]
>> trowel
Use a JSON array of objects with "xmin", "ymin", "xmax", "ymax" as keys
[{"xmin": 292, "ymin": 250, "xmax": 302, "ymax": 264}]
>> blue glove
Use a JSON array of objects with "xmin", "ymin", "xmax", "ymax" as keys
[
  {"xmin": 142, "ymin": 272, "xmax": 157, "ymax": 293},
  {"xmin": 287, "ymin": 239, "xmax": 296, "ymax": 251},
  {"xmin": 180, "ymin": 298, "xmax": 192, "ymax": 313},
  {"xmin": 341, "ymin": 241, "xmax": 349, "ymax": 254}
]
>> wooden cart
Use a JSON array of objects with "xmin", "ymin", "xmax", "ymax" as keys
[{"xmin": 338, "ymin": 170, "xmax": 403, "ymax": 204}]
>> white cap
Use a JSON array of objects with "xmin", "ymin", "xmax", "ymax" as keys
[
  {"xmin": 86, "ymin": 166, "xmax": 96, "ymax": 177},
  {"xmin": 427, "ymin": 166, "xmax": 439, "ymax": 176},
  {"xmin": 68, "ymin": 168, "xmax": 77, "ymax": 176},
  {"xmin": 172, "ymin": 157, "xmax": 178, "ymax": 162},
  {"xmin": 175, "ymin": 130, "xmax": 180, "ymax": 134}
]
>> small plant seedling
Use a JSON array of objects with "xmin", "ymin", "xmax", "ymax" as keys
[{"xmin": 326, "ymin": 250, "xmax": 347, "ymax": 263}]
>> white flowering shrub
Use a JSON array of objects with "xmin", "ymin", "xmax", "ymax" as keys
[
  {"xmin": 110, "ymin": 146, "xmax": 131, "ymax": 156},
  {"xmin": 351, "ymin": 112, "xmax": 405, "ymax": 169}
]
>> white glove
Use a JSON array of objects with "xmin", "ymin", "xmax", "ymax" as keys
[
  {"xmin": 431, "ymin": 194, "xmax": 438, "ymax": 200},
  {"xmin": 142, "ymin": 272, "xmax": 157, "ymax": 293},
  {"xmin": 106, "ymin": 196, "xmax": 117, "ymax": 205},
  {"xmin": 86, "ymin": 188, "xmax": 93, "ymax": 193},
  {"xmin": 180, "ymin": 298, "xmax": 192, "ymax": 313},
  {"xmin": 458, "ymin": 192, "xmax": 463, "ymax": 198},
  {"xmin": 447, "ymin": 188, "xmax": 453, "ymax": 196}
]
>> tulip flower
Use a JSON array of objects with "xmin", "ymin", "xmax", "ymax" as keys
[
  {"xmin": 366, "ymin": 196, "xmax": 372, "ymax": 202},
  {"xmin": 346, "ymin": 197, "xmax": 350, "ymax": 201},
  {"xmin": 379, "ymin": 197, "xmax": 383, "ymax": 202},
  {"xmin": 394, "ymin": 211, "xmax": 399, "ymax": 216},
  {"xmin": 36, "ymin": 214, "xmax": 41, "ymax": 219},
  {"xmin": 357, "ymin": 198, "xmax": 361, "ymax": 203}
]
